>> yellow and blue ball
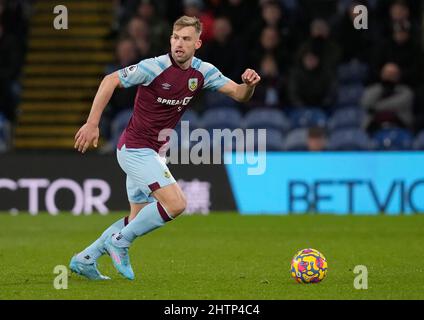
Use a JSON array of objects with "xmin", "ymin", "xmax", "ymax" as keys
[{"xmin": 291, "ymin": 248, "xmax": 328, "ymax": 284}]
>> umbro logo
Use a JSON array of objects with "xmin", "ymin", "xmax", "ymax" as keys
[{"xmin": 162, "ymin": 83, "xmax": 171, "ymax": 90}]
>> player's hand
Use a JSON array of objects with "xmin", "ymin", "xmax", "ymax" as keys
[
  {"xmin": 74, "ymin": 122, "xmax": 99, "ymax": 154},
  {"xmin": 241, "ymin": 68, "xmax": 261, "ymax": 87}
]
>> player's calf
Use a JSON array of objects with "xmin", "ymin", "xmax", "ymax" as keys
[
  {"xmin": 153, "ymin": 183, "xmax": 187, "ymax": 218},
  {"xmin": 105, "ymin": 185, "xmax": 186, "ymax": 279}
]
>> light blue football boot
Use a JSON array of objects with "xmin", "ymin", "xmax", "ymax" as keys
[
  {"xmin": 69, "ymin": 255, "xmax": 111, "ymax": 280},
  {"xmin": 104, "ymin": 237, "xmax": 135, "ymax": 280}
]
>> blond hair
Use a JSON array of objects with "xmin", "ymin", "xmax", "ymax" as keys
[{"xmin": 173, "ymin": 15, "xmax": 202, "ymax": 35}]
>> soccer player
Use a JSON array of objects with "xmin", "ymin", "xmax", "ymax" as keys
[{"xmin": 70, "ymin": 16, "xmax": 260, "ymax": 280}]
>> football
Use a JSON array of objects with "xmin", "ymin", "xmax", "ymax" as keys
[{"xmin": 291, "ymin": 248, "xmax": 328, "ymax": 284}]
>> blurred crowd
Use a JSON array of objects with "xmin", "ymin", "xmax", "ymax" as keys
[
  {"xmin": 103, "ymin": 0, "xmax": 424, "ymax": 151},
  {"xmin": 1, "ymin": 0, "xmax": 424, "ymax": 151},
  {"xmin": 0, "ymin": 0, "xmax": 30, "ymax": 151},
  {"xmin": 0, "ymin": 0, "xmax": 30, "ymax": 123}
]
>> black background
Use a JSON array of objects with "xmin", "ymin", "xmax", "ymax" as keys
[{"xmin": 0, "ymin": 154, "xmax": 236, "ymax": 213}]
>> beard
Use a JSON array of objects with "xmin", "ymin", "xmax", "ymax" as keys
[
  {"xmin": 175, "ymin": 55, "xmax": 189, "ymax": 63},
  {"xmin": 172, "ymin": 51, "xmax": 192, "ymax": 65}
]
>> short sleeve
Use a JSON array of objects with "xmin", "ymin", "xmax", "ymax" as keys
[
  {"xmin": 118, "ymin": 55, "xmax": 170, "ymax": 88},
  {"xmin": 201, "ymin": 63, "xmax": 231, "ymax": 91}
]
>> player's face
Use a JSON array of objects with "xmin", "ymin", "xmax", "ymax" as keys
[{"xmin": 170, "ymin": 26, "xmax": 202, "ymax": 65}]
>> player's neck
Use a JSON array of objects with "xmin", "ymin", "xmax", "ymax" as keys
[
  {"xmin": 176, "ymin": 60, "xmax": 191, "ymax": 70},
  {"xmin": 171, "ymin": 53, "xmax": 193, "ymax": 70}
]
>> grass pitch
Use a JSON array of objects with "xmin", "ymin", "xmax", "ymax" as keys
[{"xmin": 0, "ymin": 212, "xmax": 423, "ymax": 300}]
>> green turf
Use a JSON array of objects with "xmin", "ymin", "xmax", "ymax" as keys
[{"xmin": 0, "ymin": 212, "xmax": 423, "ymax": 300}]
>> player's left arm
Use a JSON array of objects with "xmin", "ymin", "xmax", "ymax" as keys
[{"xmin": 218, "ymin": 68, "xmax": 261, "ymax": 103}]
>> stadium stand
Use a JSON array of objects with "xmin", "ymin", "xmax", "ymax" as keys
[
  {"xmin": 244, "ymin": 108, "xmax": 290, "ymax": 133},
  {"xmin": 0, "ymin": 113, "xmax": 10, "ymax": 152},
  {"xmin": 203, "ymin": 90, "xmax": 238, "ymax": 109},
  {"xmin": 335, "ymin": 83, "xmax": 365, "ymax": 107},
  {"xmin": 328, "ymin": 128, "xmax": 372, "ymax": 151},
  {"xmin": 289, "ymin": 107, "xmax": 327, "ymax": 129},
  {"xmin": 202, "ymin": 107, "xmax": 242, "ymax": 131},
  {"xmin": 327, "ymin": 107, "xmax": 364, "ymax": 132},
  {"xmin": 283, "ymin": 128, "xmax": 308, "ymax": 151},
  {"xmin": 246, "ymin": 127, "xmax": 285, "ymax": 151},
  {"xmin": 337, "ymin": 59, "xmax": 368, "ymax": 85},
  {"xmin": 413, "ymin": 130, "xmax": 424, "ymax": 150},
  {"xmin": 13, "ymin": 0, "xmax": 114, "ymax": 149},
  {"xmin": 2, "ymin": 0, "xmax": 424, "ymax": 152},
  {"xmin": 373, "ymin": 127, "xmax": 414, "ymax": 150}
]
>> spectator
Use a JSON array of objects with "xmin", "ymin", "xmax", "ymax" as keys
[
  {"xmin": 389, "ymin": 0, "xmax": 411, "ymax": 24},
  {"xmin": 124, "ymin": 16, "xmax": 154, "ymax": 59},
  {"xmin": 247, "ymin": 0, "xmax": 296, "ymax": 52},
  {"xmin": 373, "ymin": 20, "xmax": 423, "ymax": 87},
  {"xmin": 298, "ymin": 0, "xmax": 338, "ymax": 21},
  {"xmin": 382, "ymin": 0, "xmax": 421, "ymax": 41},
  {"xmin": 335, "ymin": 0, "xmax": 375, "ymax": 64},
  {"xmin": 101, "ymin": 38, "xmax": 139, "ymax": 148},
  {"xmin": 198, "ymin": 16, "xmax": 245, "ymax": 81},
  {"xmin": 288, "ymin": 49, "xmax": 336, "ymax": 109},
  {"xmin": 307, "ymin": 127, "xmax": 327, "ymax": 151},
  {"xmin": 135, "ymin": 0, "xmax": 171, "ymax": 54},
  {"xmin": 163, "ymin": 0, "xmax": 184, "ymax": 23},
  {"xmin": 206, "ymin": 0, "xmax": 226, "ymax": 16},
  {"xmin": 219, "ymin": 0, "xmax": 257, "ymax": 36},
  {"xmin": 114, "ymin": 0, "xmax": 139, "ymax": 30},
  {"xmin": 295, "ymin": 18, "xmax": 341, "ymax": 72},
  {"xmin": 248, "ymin": 54, "xmax": 285, "ymax": 108},
  {"xmin": 250, "ymin": 26, "xmax": 290, "ymax": 73},
  {"xmin": 361, "ymin": 62, "xmax": 414, "ymax": 133},
  {"xmin": 0, "ymin": 0, "xmax": 29, "ymax": 61},
  {"xmin": 183, "ymin": 0, "xmax": 215, "ymax": 43}
]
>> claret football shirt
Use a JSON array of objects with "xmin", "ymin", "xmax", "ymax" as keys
[{"xmin": 117, "ymin": 53, "xmax": 230, "ymax": 152}]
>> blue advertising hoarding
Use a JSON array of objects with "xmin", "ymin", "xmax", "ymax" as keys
[{"xmin": 224, "ymin": 152, "xmax": 424, "ymax": 215}]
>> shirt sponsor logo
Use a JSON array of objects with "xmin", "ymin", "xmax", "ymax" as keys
[{"xmin": 157, "ymin": 96, "xmax": 193, "ymax": 106}]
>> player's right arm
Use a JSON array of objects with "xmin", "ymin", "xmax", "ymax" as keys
[
  {"xmin": 74, "ymin": 71, "xmax": 122, "ymax": 153},
  {"xmin": 75, "ymin": 58, "xmax": 162, "ymax": 153}
]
